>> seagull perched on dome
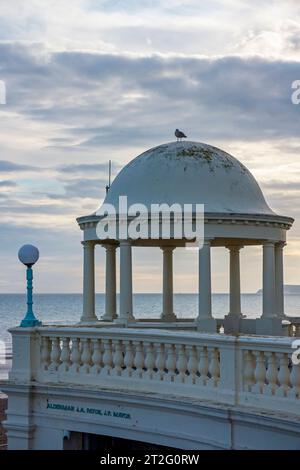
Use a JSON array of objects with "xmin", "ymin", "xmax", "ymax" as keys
[{"xmin": 175, "ymin": 129, "xmax": 187, "ymax": 141}]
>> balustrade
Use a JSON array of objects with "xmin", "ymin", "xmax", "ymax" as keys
[
  {"xmin": 10, "ymin": 327, "xmax": 300, "ymax": 416},
  {"xmin": 38, "ymin": 330, "xmax": 221, "ymax": 391}
]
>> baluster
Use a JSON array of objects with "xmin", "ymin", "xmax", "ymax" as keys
[
  {"xmin": 186, "ymin": 345, "xmax": 198, "ymax": 384},
  {"xmin": 265, "ymin": 352, "xmax": 278, "ymax": 395},
  {"xmin": 165, "ymin": 343, "xmax": 176, "ymax": 382},
  {"xmin": 69, "ymin": 338, "xmax": 81, "ymax": 373},
  {"xmin": 289, "ymin": 324, "xmax": 295, "ymax": 337},
  {"xmin": 276, "ymin": 353, "xmax": 290, "ymax": 397},
  {"xmin": 286, "ymin": 324, "xmax": 292, "ymax": 337},
  {"xmin": 80, "ymin": 338, "xmax": 91, "ymax": 373},
  {"xmin": 175, "ymin": 344, "xmax": 188, "ymax": 383},
  {"xmin": 41, "ymin": 336, "xmax": 51, "ymax": 371},
  {"xmin": 197, "ymin": 346, "xmax": 209, "ymax": 386},
  {"xmin": 243, "ymin": 350, "xmax": 255, "ymax": 392},
  {"xmin": 49, "ymin": 337, "xmax": 61, "ymax": 371},
  {"xmin": 133, "ymin": 341, "xmax": 145, "ymax": 378},
  {"xmin": 111, "ymin": 340, "xmax": 124, "ymax": 376},
  {"xmin": 58, "ymin": 337, "xmax": 71, "ymax": 372},
  {"xmin": 295, "ymin": 325, "xmax": 300, "ymax": 337},
  {"xmin": 123, "ymin": 340, "xmax": 134, "ymax": 377},
  {"xmin": 101, "ymin": 339, "xmax": 113, "ymax": 375},
  {"xmin": 154, "ymin": 343, "xmax": 166, "ymax": 381},
  {"xmin": 288, "ymin": 360, "xmax": 300, "ymax": 399},
  {"xmin": 208, "ymin": 348, "xmax": 220, "ymax": 387},
  {"xmin": 252, "ymin": 351, "xmax": 266, "ymax": 394},
  {"xmin": 91, "ymin": 339, "xmax": 102, "ymax": 374},
  {"xmin": 144, "ymin": 342, "xmax": 155, "ymax": 379}
]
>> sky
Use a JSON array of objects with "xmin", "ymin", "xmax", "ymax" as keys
[{"xmin": 0, "ymin": 0, "xmax": 300, "ymax": 294}]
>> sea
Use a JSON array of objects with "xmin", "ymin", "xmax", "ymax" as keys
[{"xmin": 1, "ymin": 293, "xmax": 300, "ymax": 344}]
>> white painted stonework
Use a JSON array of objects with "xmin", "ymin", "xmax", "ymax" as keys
[
  {"xmin": 103, "ymin": 141, "xmax": 273, "ymax": 215},
  {"xmin": 2, "ymin": 140, "xmax": 300, "ymax": 450},
  {"xmin": 1, "ymin": 326, "xmax": 300, "ymax": 450}
]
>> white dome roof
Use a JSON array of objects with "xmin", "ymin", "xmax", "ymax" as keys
[{"xmin": 103, "ymin": 141, "xmax": 274, "ymax": 215}]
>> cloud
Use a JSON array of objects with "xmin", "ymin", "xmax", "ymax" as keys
[
  {"xmin": 0, "ymin": 180, "xmax": 17, "ymax": 187},
  {"xmin": 48, "ymin": 177, "xmax": 106, "ymax": 200},
  {"xmin": 0, "ymin": 0, "xmax": 300, "ymax": 292},
  {"xmin": 1, "ymin": 42, "xmax": 300, "ymax": 150},
  {"xmin": 58, "ymin": 162, "xmax": 120, "ymax": 174},
  {"xmin": 0, "ymin": 160, "xmax": 37, "ymax": 172},
  {"xmin": 0, "ymin": 0, "xmax": 299, "ymax": 58}
]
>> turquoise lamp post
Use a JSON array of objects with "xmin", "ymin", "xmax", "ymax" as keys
[{"xmin": 18, "ymin": 244, "xmax": 42, "ymax": 327}]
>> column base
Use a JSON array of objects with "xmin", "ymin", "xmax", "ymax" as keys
[
  {"xmin": 161, "ymin": 312, "xmax": 177, "ymax": 322},
  {"xmin": 240, "ymin": 318, "xmax": 257, "ymax": 334},
  {"xmin": 101, "ymin": 314, "xmax": 117, "ymax": 322},
  {"xmin": 79, "ymin": 314, "xmax": 99, "ymax": 325},
  {"xmin": 223, "ymin": 314, "xmax": 242, "ymax": 335},
  {"xmin": 255, "ymin": 317, "xmax": 283, "ymax": 336},
  {"xmin": 195, "ymin": 318, "xmax": 217, "ymax": 333},
  {"xmin": 114, "ymin": 315, "xmax": 135, "ymax": 326}
]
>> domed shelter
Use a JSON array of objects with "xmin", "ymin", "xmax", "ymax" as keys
[
  {"xmin": 77, "ymin": 141, "xmax": 294, "ymax": 335},
  {"xmin": 104, "ymin": 141, "xmax": 274, "ymax": 216},
  {"xmin": 4, "ymin": 141, "xmax": 300, "ymax": 452}
]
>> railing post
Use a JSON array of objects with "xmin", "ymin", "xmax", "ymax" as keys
[
  {"xmin": 5, "ymin": 327, "xmax": 40, "ymax": 449},
  {"xmin": 219, "ymin": 337, "xmax": 239, "ymax": 405},
  {"xmin": 9, "ymin": 327, "xmax": 40, "ymax": 382}
]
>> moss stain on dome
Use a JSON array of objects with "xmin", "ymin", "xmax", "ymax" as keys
[
  {"xmin": 175, "ymin": 145, "xmax": 237, "ymax": 173},
  {"xmin": 132, "ymin": 142, "xmax": 248, "ymax": 176}
]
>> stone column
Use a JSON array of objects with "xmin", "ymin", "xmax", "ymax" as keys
[
  {"xmin": 196, "ymin": 239, "xmax": 216, "ymax": 332},
  {"xmin": 102, "ymin": 244, "xmax": 117, "ymax": 321},
  {"xmin": 224, "ymin": 246, "xmax": 243, "ymax": 334},
  {"xmin": 161, "ymin": 246, "xmax": 176, "ymax": 321},
  {"xmin": 228, "ymin": 246, "xmax": 243, "ymax": 317},
  {"xmin": 81, "ymin": 241, "xmax": 97, "ymax": 323},
  {"xmin": 262, "ymin": 241, "xmax": 276, "ymax": 318},
  {"xmin": 256, "ymin": 241, "xmax": 282, "ymax": 335},
  {"xmin": 275, "ymin": 242, "xmax": 286, "ymax": 319},
  {"xmin": 118, "ymin": 240, "xmax": 134, "ymax": 323}
]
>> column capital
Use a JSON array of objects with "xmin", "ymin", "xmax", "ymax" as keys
[
  {"xmin": 102, "ymin": 243, "xmax": 117, "ymax": 252},
  {"xmin": 119, "ymin": 239, "xmax": 132, "ymax": 246},
  {"xmin": 275, "ymin": 241, "xmax": 286, "ymax": 249},
  {"xmin": 203, "ymin": 238, "xmax": 213, "ymax": 243},
  {"xmin": 81, "ymin": 240, "xmax": 96, "ymax": 247},
  {"xmin": 263, "ymin": 240, "xmax": 276, "ymax": 247},
  {"xmin": 225, "ymin": 245, "xmax": 244, "ymax": 252},
  {"xmin": 200, "ymin": 238, "xmax": 213, "ymax": 248},
  {"xmin": 160, "ymin": 245, "xmax": 175, "ymax": 252}
]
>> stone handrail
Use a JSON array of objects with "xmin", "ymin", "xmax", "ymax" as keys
[{"xmin": 7, "ymin": 327, "xmax": 300, "ymax": 415}]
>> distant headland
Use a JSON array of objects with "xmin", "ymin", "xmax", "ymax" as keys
[{"xmin": 256, "ymin": 285, "xmax": 300, "ymax": 294}]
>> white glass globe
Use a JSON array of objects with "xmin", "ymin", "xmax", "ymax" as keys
[{"xmin": 18, "ymin": 244, "xmax": 39, "ymax": 266}]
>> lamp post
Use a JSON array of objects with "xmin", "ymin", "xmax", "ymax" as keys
[{"xmin": 18, "ymin": 244, "xmax": 42, "ymax": 327}]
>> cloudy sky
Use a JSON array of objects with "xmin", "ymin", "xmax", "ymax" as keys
[{"xmin": 0, "ymin": 0, "xmax": 300, "ymax": 294}]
